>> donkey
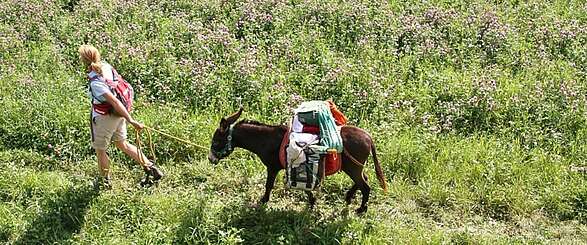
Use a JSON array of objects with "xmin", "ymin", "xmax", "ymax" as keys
[{"xmin": 208, "ymin": 108, "xmax": 388, "ymax": 213}]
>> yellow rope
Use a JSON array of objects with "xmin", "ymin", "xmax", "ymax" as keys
[
  {"xmin": 143, "ymin": 125, "xmax": 208, "ymax": 150},
  {"xmin": 134, "ymin": 125, "xmax": 208, "ymax": 168},
  {"xmin": 135, "ymin": 128, "xmax": 157, "ymax": 168}
]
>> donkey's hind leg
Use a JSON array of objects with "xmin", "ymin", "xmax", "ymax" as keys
[
  {"xmin": 356, "ymin": 172, "xmax": 371, "ymax": 214},
  {"xmin": 346, "ymin": 172, "xmax": 370, "ymax": 205},
  {"xmin": 344, "ymin": 168, "xmax": 371, "ymax": 214},
  {"xmin": 345, "ymin": 184, "xmax": 358, "ymax": 204}
]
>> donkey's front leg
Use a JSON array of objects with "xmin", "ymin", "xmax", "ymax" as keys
[
  {"xmin": 260, "ymin": 167, "xmax": 278, "ymax": 204},
  {"xmin": 305, "ymin": 191, "xmax": 316, "ymax": 208}
]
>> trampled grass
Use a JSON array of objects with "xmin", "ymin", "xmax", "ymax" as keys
[{"xmin": 1, "ymin": 0, "xmax": 586, "ymax": 244}]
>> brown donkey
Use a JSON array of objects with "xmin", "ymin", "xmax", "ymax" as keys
[{"xmin": 208, "ymin": 108, "xmax": 388, "ymax": 213}]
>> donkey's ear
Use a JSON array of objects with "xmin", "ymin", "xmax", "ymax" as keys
[
  {"xmin": 225, "ymin": 107, "xmax": 243, "ymax": 125},
  {"xmin": 219, "ymin": 118, "xmax": 228, "ymax": 131}
]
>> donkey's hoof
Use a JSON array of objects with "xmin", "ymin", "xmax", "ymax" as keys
[
  {"xmin": 250, "ymin": 201, "xmax": 267, "ymax": 209},
  {"xmin": 345, "ymin": 196, "xmax": 354, "ymax": 205},
  {"xmin": 355, "ymin": 206, "xmax": 368, "ymax": 214},
  {"xmin": 259, "ymin": 197, "xmax": 269, "ymax": 205},
  {"xmin": 308, "ymin": 196, "xmax": 317, "ymax": 206},
  {"xmin": 345, "ymin": 188, "xmax": 359, "ymax": 205}
]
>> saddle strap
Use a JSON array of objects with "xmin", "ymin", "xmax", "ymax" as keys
[
  {"xmin": 343, "ymin": 147, "xmax": 364, "ymax": 167},
  {"xmin": 279, "ymin": 126, "xmax": 291, "ymax": 169}
]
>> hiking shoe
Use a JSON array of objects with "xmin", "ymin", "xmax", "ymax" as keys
[
  {"xmin": 94, "ymin": 176, "xmax": 112, "ymax": 190},
  {"xmin": 103, "ymin": 177, "xmax": 112, "ymax": 190},
  {"xmin": 143, "ymin": 163, "xmax": 164, "ymax": 180},
  {"xmin": 148, "ymin": 165, "xmax": 164, "ymax": 181},
  {"xmin": 140, "ymin": 176, "xmax": 154, "ymax": 187},
  {"xmin": 140, "ymin": 164, "xmax": 164, "ymax": 187}
]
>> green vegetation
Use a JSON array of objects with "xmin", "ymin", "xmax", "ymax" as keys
[{"xmin": 1, "ymin": 0, "xmax": 586, "ymax": 243}]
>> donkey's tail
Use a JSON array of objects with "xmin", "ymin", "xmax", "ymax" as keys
[{"xmin": 371, "ymin": 142, "xmax": 388, "ymax": 193}]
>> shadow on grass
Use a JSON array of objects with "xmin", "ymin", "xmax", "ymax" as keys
[
  {"xmin": 228, "ymin": 206, "xmax": 353, "ymax": 244},
  {"xmin": 14, "ymin": 185, "xmax": 99, "ymax": 245},
  {"xmin": 174, "ymin": 200, "xmax": 353, "ymax": 244}
]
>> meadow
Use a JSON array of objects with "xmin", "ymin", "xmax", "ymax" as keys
[{"xmin": 0, "ymin": 0, "xmax": 586, "ymax": 243}]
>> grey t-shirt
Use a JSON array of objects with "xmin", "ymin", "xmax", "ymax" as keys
[{"xmin": 88, "ymin": 62, "xmax": 114, "ymax": 118}]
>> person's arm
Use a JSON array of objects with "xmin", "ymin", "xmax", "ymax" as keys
[{"xmin": 102, "ymin": 92, "xmax": 144, "ymax": 130}]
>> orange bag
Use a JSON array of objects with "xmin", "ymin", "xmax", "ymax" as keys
[{"xmin": 326, "ymin": 99, "xmax": 348, "ymax": 126}]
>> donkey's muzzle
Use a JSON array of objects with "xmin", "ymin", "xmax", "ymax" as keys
[{"xmin": 208, "ymin": 151, "xmax": 219, "ymax": 164}]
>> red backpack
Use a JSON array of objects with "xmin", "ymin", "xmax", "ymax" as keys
[{"xmin": 89, "ymin": 68, "xmax": 134, "ymax": 115}]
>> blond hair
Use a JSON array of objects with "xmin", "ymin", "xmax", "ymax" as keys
[{"xmin": 78, "ymin": 44, "xmax": 103, "ymax": 75}]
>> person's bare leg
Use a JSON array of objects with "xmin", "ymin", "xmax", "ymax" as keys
[
  {"xmin": 95, "ymin": 148, "xmax": 113, "ymax": 189},
  {"xmin": 115, "ymin": 140, "xmax": 164, "ymax": 183},
  {"xmin": 114, "ymin": 140, "xmax": 152, "ymax": 168},
  {"xmin": 96, "ymin": 149, "xmax": 111, "ymax": 178}
]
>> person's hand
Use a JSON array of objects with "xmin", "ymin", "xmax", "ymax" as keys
[{"xmin": 129, "ymin": 119, "xmax": 144, "ymax": 130}]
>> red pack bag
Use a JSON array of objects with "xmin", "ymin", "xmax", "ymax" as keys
[{"xmin": 89, "ymin": 68, "xmax": 134, "ymax": 115}]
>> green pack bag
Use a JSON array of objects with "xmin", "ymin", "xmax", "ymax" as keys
[
  {"xmin": 295, "ymin": 101, "xmax": 322, "ymax": 125},
  {"xmin": 317, "ymin": 105, "xmax": 343, "ymax": 153},
  {"xmin": 294, "ymin": 101, "xmax": 343, "ymax": 153}
]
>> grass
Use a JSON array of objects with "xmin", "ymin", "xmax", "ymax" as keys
[
  {"xmin": 0, "ymin": 145, "xmax": 585, "ymax": 244},
  {"xmin": 1, "ymin": 0, "xmax": 586, "ymax": 243}
]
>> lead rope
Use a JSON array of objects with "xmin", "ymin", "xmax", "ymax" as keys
[
  {"xmin": 135, "ymin": 128, "xmax": 156, "ymax": 169},
  {"xmin": 144, "ymin": 126, "xmax": 208, "ymax": 150},
  {"xmin": 135, "ymin": 125, "xmax": 209, "ymax": 168}
]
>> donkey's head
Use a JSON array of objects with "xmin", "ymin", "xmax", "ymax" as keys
[{"xmin": 208, "ymin": 107, "xmax": 243, "ymax": 164}]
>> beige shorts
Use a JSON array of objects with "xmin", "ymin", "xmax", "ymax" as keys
[{"xmin": 90, "ymin": 114, "xmax": 127, "ymax": 150}]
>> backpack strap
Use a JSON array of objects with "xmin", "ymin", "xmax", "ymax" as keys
[
  {"xmin": 88, "ymin": 74, "xmax": 102, "ymax": 82},
  {"xmin": 87, "ymin": 67, "xmax": 119, "ymax": 115},
  {"xmin": 87, "ymin": 74, "xmax": 109, "ymax": 103},
  {"xmin": 88, "ymin": 77, "xmax": 109, "ymax": 115},
  {"xmin": 87, "ymin": 75, "xmax": 101, "ymax": 102},
  {"xmin": 111, "ymin": 68, "xmax": 119, "ymax": 82}
]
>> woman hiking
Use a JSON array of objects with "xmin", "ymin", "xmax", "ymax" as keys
[{"xmin": 79, "ymin": 44, "xmax": 163, "ymax": 189}]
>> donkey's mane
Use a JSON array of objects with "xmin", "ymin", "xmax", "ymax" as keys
[{"xmin": 236, "ymin": 119, "xmax": 285, "ymax": 129}]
